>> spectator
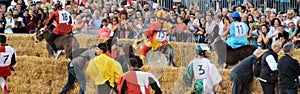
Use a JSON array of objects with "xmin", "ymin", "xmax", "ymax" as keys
[
  {"xmin": 204, "ymin": 14, "xmax": 215, "ymax": 43},
  {"xmin": 36, "ymin": 8, "xmax": 47, "ymax": 31},
  {"xmin": 187, "ymin": 13, "xmax": 199, "ymax": 35},
  {"xmin": 288, "ymin": 22, "xmax": 297, "ymax": 40},
  {"xmin": 230, "ymin": 49, "xmax": 264, "ymax": 94},
  {"xmin": 143, "ymin": 11, "xmax": 152, "ymax": 28},
  {"xmin": 258, "ymin": 24, "xmax": 272, "ymax": 49},
  {"xmin": 259, "ymin": 15, "xmax": 269, "ymax": 26},
  {"xmin": 249, "ymin": 22, "xmax": 260, "ymax": 43},
  {"xmin": 4, "ymin": 12, "xmax": 13, "ymax": 34},
  {"xmin": 173, "ymin": 16, "xmax": 187, "ymax": 33},
  {"xmin": 25, "ymin": 9, "xmax": 37, "ymax": 33},
  {"xmin": 247, "ymin": 14, "xmax": 255, "ymax": 25},
  {"xmin": 278, "ymin": 43, "xmax": 300, "ymax": 94},
  {"xmin": 258, "ymin": 41, "xmax": 282, "ymax": 94},
  {"xmin": 84, "ymin": 14, "xmax": 94, "ymax": 31},
  {"xmin": 275, "ymin": 25, "xmax": 289, "ymax": 45},
  {"xmin": 0, "ymin": 13, "xmax": 5, "ymax": 33},
  {"xmin": 268, "ymin": 18, "xmax": 281, "ymax": 42},
  {"xmin": 283, "ymin": 11, "xmax": 293, "ymax": 27},
  {"xmin": 12, "ymin": 15, "xmax": 25, "ymax": 33},
  {"xmin": 99, "ymin": 19, "xmax": 112, "ymax": 30},
  {"xmin": 196, "ymin": 17, "xmax": 206, "ymax": 43},
  {"xmin": 134, "ymin": 17, "xmax": 143, "ymax": 29},
  {"xmin": 109, "ymin": 17, "xmax": 120, "ymax": 37},
  {"xmin": 0, "ymin": 4, "xmax": 6, "ymax": 14},
  {"xmin": 72, "ymin": 15, "xmax": 84, "ymax": 33}
]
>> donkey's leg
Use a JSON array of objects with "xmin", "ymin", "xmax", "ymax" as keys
[{"xmin": 46, "ymin": 44, "xmax": 54, "ymax": 58}]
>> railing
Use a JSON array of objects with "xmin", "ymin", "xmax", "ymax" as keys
[{"xmin": 158, "ymin": 0, "xmax": 300, "ymax": 14}]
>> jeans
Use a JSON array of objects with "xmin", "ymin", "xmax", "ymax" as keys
[
  {"xmin": 259, "ymin": 81, "xmax": 275, "ymax": 94},
  {"xmin": 230, "ymin": 72, "xmax": 249, "ymax": 94},
  {"xmin": 97, "ymin": 82, "xmax": 112, "ymax": 94},
  {"xmin": 60, "ymin": 63, "xmax": 85, "ymax": 94},
  {"xmin": 279, "ymin": 89, "xmax": 298, "ymax": 94}
]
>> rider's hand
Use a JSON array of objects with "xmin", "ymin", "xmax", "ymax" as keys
[{"xmin": 44, "ymin": 25, "xmax": 48, "ymax": 29}]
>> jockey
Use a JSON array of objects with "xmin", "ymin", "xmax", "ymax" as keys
[
  {"xmin": 224, "ymin": 11, "xmax": 249, "ymax": 49},
  {"xmin": 140, "ymin": 9, "xmax": 171, "ymax": 63},
  {"xmin": 183, "ymin": 44, "xmax": 225, "ymax": 94},
  {"xmin": 0, "ymin": 35, "xmax": 17, "ymax": 94},
  {"xmin": 117, "ymin": 56, "xmax": 162, "ymax": 94},
  {"xmin": 44, "ymin": 1, "xmax": 72, "ymax": 58}
]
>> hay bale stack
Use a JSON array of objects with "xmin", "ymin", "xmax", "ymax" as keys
[
  {"xmin": 6, "ymin": 56, "xmax": 74, "ymax": 94},
  {"xmin": 6, "ymin": 34, "xmax": 48, "ymax": 57},
  {"xmin": 5, "ymin": 34, "xmax": 197, "ymax": 66}
]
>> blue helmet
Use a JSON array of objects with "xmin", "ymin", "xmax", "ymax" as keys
[{"xmin": 232, "ymin": 11, "xmax": 241, "ymax": 19}]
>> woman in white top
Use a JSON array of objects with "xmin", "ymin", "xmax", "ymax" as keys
[
  {"xmin": 268, "ymin": 18, "xmax": 281, "ymax": 42},
  {"xmin": 4, "ymin": 12, "xmax": 13, "ymax": 34}
]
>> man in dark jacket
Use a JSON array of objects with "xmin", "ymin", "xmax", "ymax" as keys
[
  {"xmin": 278, "ymin": 43, "xmax": 300, "ymax": 94},
  {"xmin": 258, "ymin": 41, "xmax": 282, "ymax": 94},
  {"xmin": 60, "ymin": 45, "xmax": 100, "ymax": 94},
  {"xmin": 230, "ymin": 49, "xmax": 264, "ymax": 94}
]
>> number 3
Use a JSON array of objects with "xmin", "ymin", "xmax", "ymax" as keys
[{"xmin": 198, "ymin": 65, "xmax": 205, "ymax": 75}]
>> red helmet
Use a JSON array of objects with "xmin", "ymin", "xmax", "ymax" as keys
[{"xmin": 54, "ymin": 1, "xmax": 63, "ymax": 9}]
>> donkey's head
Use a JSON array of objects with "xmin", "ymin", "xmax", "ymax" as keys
[{"xmin": 35, "ymin": 25, "xmax": 55, "ymax": 43}]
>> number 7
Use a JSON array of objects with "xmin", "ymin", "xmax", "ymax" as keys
[{"xmin": 3, "ymin": 55, "xmax": 8, "ymax": 64}]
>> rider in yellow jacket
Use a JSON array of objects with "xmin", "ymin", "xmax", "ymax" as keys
[{"xmin": 140, "ymin": 9, "xmax": 171, "ymax": 63}]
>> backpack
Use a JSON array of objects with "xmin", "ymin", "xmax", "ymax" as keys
[{"xmin": 253, "ymin": 56, "xmax": 262, "ymax": 77}]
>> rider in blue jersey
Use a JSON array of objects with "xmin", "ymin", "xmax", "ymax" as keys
[{"xmin": 225, "ymin": 11, "xmax": 249, "ymax": 49}]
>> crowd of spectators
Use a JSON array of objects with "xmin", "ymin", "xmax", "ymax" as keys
[{"xmin": 0, "ymin": 0, "xmax": 300, "ymax": 48}]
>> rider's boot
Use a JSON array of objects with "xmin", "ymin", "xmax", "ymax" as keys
[{"xmin": 141, "ymin": 45, "xmax": 151, "ymax": 64}]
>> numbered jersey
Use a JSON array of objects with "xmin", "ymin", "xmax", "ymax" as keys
[
  {"xmin": 231, "ymin": 22, "xmax": 249, "ymax": 38},
  {"xmin": 45, "ymin": 9, "xmax": 72, "ymax": 35},
  {"xmin": 192, "ymin": 58, "xmax": 210, "ymax": 80},
  {"xmin": 58, "ymin": 10, "xmax": 71, "ymax": 24},
  {"xmin": 155, "ymin": 29, "xmax": 167, "ymax": 42},
  {"xmin": 191, "ymin": 58, "xmax": 222, "ymax": 85},
  {"xmin": 0, "ymin": 46, "xmax": 16, "ymax": 67}
]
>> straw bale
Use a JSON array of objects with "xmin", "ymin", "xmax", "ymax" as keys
[{"xmin": 5, "ymin": 34, "xmax": 197, "ymax": 65}]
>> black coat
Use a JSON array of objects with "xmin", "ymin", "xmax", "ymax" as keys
[
  {"xmin": 231, "ymin": 55, "xmax": 259, "ymax": 85},
  {"xmin": 278, "ymin": 54, "xmax": 300, "ymax": 89}
]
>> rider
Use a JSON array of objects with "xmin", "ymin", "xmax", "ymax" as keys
[
  {"xmin": 223, "ymin": 11, "xmax": 249, "ymax": 49},
  {"xmin": 140, "ymin": 9, "xmax": 171, "ymax": 63},
  {"xmin": 183, "ymin": 44, "xmax": 225, "ymax": 94},
  {"xmin": 0, "ymin": 35, "xmax": 17, "ymax": 94},
  {"xmin": 44, "ymin": 1, "xmax": 72, "ymax": 58}
]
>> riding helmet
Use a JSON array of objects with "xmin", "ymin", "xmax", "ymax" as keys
[
  {"xmin": 195, "ymin": 44, "xmax": 209, "ymax": 55},
  {"xmin": 156, "ymin": 9, "xmax": 167, "ymax": 19},
  {"xmin": 232, "ymin": 11, "xmax": 241, "ymax": 19},
  {"xmin": 54, "ymin": 1, "xmax": 63, "ymax": 9}
]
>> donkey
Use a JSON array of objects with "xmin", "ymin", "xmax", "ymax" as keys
[
  {"xmin": 210, "ymin": 26, "xmax": 256, "ymax": 67},
  {"xmin": 35, "ymin": 25, "xmax": 80, "ymax": 59}
]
